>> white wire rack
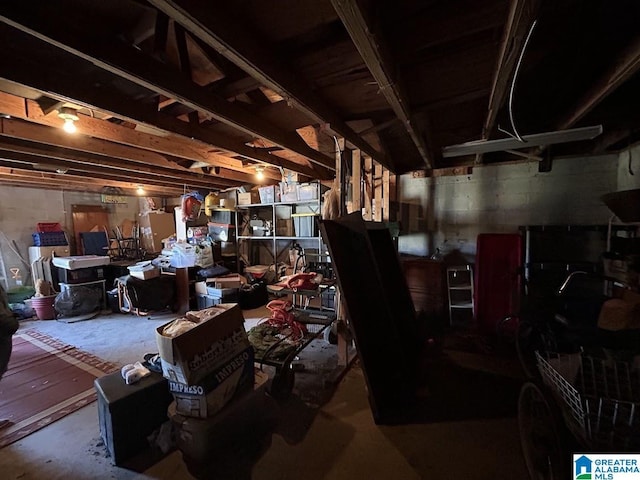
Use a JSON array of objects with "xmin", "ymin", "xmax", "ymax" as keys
[{"xmin": 536, "ymin": 350, "xmax": 640, "ymax": 450}]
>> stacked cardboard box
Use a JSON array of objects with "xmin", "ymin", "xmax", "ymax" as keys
[{"xmin": 155, "ymin": 304, "xmax": 254, "ymax": 418}]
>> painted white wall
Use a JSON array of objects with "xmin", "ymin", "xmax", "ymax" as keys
[
  {"xmin": 398, "ymin": 153, "xmax": 621, "ymax": 260},
  {"xmin": 0, "ymin": 186, "xmax": 139, "ymax": 289}
]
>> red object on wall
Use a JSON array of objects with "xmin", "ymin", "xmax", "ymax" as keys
[{"xmin": 474, "ymin": 233, "xmax": 523, "ymax": 335}]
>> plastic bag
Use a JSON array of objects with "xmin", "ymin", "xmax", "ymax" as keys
[
  {"xmin": 170, "ymin": 242, "xmax": 197, "ymax": 267},
  {"xmin": 181, "ymin": 192, "xmax": 204, "ymax": 222},
  {"xmin": 322, "ymin": 185, "xmax": 339, "ymax": 220},
  {"xmin": 54, "ymin": 286, "xmax": 102, "ymax": 316}
]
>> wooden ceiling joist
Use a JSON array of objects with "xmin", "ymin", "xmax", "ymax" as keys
[
  {"xmin": 0, "ymin": 91, "xmax": 280, "ymax": 183},
  {"xmin": 0, "ymin": 30, "xmax": 326, "ymax": 180},
  {"xmin": 332, "ymin": 0, "xmax": 434, "ymax": 169},
  {"xmin": 482, "ymin": 0, "xmax": 540, "ymax": 140},
  {"xmin": 0, "ymin": 166, "xmax": 185, "ymax": 196},
  {"xmin": 0, "ymin": 118, "xmax": 235, "ymax": 188},
  {"xmin": 557, "ymin": 34, "xmax": 640, "ymax": 130},
  {"xmin": 0, "ymin": 8, "xmax": 336, "ymax": 172},
  {"xmin": 147, "ymin": 0, "xmax": 388, "ymax": 170},
  {"xmin": 0, "ymin": 141, "xmax": 226, "ymax": 190},
  {"xmin": 0, "ymin": 156, "xmax": 210, "ymax": 192}
]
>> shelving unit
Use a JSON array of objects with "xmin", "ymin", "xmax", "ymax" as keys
[
  {"xmin": 447, "ymin": 265, "xmax": 474, "ymax": 327},
  {"xmin": 235, "ymin": 182, "xmax": 327, "ymax": 272}
]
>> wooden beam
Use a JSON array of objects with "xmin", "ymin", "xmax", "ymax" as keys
[
  {"xmin": 362, "ymin": 155, "xmax": 372, "ymax": 220},
  {"xmin": 373, "ymin": 162, "xmax": 382, "ymax": 222},
  {"xmin": 332, "ymin": 0, "xmax": 434, "ymax": 169},
  {"xmin": 0, "ymin": 139, "xmax": 232, "ymax": 189},
  {"xmin": 557, "ymin": 35, "xmax": 640, "ymax": 130},
  {"xmin": 482, "ymin": 0, "xmax": 540, "ymax": 140},
  {"xmin": 0, "ymin": 156, "xmax": 205, "ymax": 192},
  {"xmin": 147, "ymin": 0, "xmax": 387, "ymax": 169},
  {"xmin": 0, "ymin": 118, "xmax": 235, "ymax": 187},
  {"xmin": 382, "ymin": 168, "xmax": 390, "ymax": 222},
  {"xmin": 351, "ymin": 149, "xmax": 361, "ymax": 214},
  {"xmin": 0, "ymin": 91, "xmax": 278, "ymax": 183},
  {"xmin": 0, "ymin": 32, "xmax": 328, "ymax": 179},
  {"xmin": 0, "ymin": 166, "xmax": 184, "ymax": 195},
  {"xmin": 0, "ymin": 15, "xmax": 335, "ymax": 174}
]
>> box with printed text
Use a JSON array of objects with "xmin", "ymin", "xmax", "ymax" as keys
[{"xmin": 155, "ymin": 304, "xmax": 250, "ymax": 385}]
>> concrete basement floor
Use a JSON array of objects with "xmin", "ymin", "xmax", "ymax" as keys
[{"xmin": 0, "ymin": 307, "xmax": 530, "ymax": 480}]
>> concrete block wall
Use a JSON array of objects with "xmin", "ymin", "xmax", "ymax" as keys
[
  {"xmin": 0, "ymin": 185, "xmax": 139, "ymax": 290},
  {"xmin": 398, "ymin": 153, "xmax": 621, "ymax": 260}
]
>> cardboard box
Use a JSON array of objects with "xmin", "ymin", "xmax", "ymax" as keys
[
  {"xmin": 213, "ymin": 274, "xmax": 245, "ymax": 289},
  {"xmin": 195, "ymin": 275, "xmax": 245, "ymax": 295},
  {"xmin": 238, "ymin": 191, "xmax": 260, "ymax": 206},
  {"xmin": 156, "ymin": 304, "xmax": 250, "ymax": 385},
  {"xmin": 128, "ymin": 267, "xmax": 160, "ymax": 280},
  {"xmin": 168, "ymin": 346, "xmax": 255, "ymax": 418},
  {"xmin": 168, "ymin": 369, "xmax": 270, "ymax": 461}
]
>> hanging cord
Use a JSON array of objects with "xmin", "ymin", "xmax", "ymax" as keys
[{"xmin": 499, "ymin": 19, "xmax": 538, "ymax": 143}]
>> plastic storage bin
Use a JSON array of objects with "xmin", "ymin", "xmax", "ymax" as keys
[
  {"xmin": 258, "ymin": 185, "xmax": 277, "ymax": 204},
  {"xmin": 291, "ymin": 213, "xmax": 318, "ymax": 237},
  {"xmin": 32, "ymin": 232, "xmax": 68, "ymax": 246},
  {"xmin": 36, "ymin": 222, "xmax": 63, "ymax": 233},
  {"xmin": 296, "ymin": 183, "xmax": 318, "ymax": 201}
]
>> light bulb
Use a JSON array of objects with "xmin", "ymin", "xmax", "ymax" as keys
[
  {"xmin": 63, "ymin": 118, "xmax": 77, "ymax": 134},
  {"xmin": 136, "ymin": 186, "xmax": 146, "ymax": 195},
  {"xmin": 256, "ymin": 170, "xmax": 264, "ymax": 181}
]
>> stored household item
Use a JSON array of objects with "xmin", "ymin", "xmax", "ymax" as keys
[
  {"xmin": 55, "ymin": 283, "xmax": 103, "ymax": 316},
  {"xmin": 238, "ymin": 191, "xmax": 260, "ymax": 206},
  {"xmin": 32, "ymin": 231, "xmax": 68, "ymax": 247},
  {"xmin": 258, "ymin": 185, "xmax": 277, "ymax": 204},
  {"xmin": 168, "ymin": 345, "xmax": 254, "ymax": 418},
  {"xmin": 31, "ymin": 294, "xmax": 57, "ymax": 320},
  {"xmin": 321, "ymin": 213, "xmax": 418, "ymax": 424},
  {"xmin": 56, "ymin": 265, "xmax": 106, "ymax": 284},
  {"xmin": 52, "ymin": 255, "xmax": 111, "ymax": 270},
  {"xmin": 80, "ymin": 231, "xmax": 110, "ymax": 256},
  {"xmin": 291, "ymin": 213, "xmax": 318, "ymax": 237},
  {"xmin": 296, "ymin": 182, "xmax": 319, "ymax": 201},
  {"xmin": 447, "ymin": 265, "xmax": 474, "ymax": 327},
  {"xmin": 475, "ymin": 233, "xmax": 522, "ymax": 335},
  {"xmin": 155, "ymin": 304, "xmax": 249, "ymax": 385},
  {"xmin": 6, "ymin": 286, "xmax": 36, "ymax": 304},
  {"xmin": 36, "ymin": 222, "xmax": 62, "ymax": 233},
  {"xmin": 168, "ymin": 370, "xmax": 271, "ymax": 478},
  {"xmin": 139, "ymin": 212, "xmax": 175, "ymax": 253},
  {"xmin": 94, "ymin": 370, "xmax": 173, "ymax": 466},
  {"xmin": 203, "ymin": 192, "xmax": 220, "ymax": 216},
  {"xmin": 208, "ymin": 223, "xmax": 235, "ymax": 242},
  {"xmin": 127, "ymin": 261, "xmax": 160, "ymax": 280}
]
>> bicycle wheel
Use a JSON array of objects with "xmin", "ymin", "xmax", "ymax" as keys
[{"xmin": 518, "ymin": 382, "xmax": 568, "ymax": 480}]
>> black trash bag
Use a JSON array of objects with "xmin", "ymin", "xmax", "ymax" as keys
[{"xmin": 55, "ymin": 286, "xmax": 102, "ymax": 316}]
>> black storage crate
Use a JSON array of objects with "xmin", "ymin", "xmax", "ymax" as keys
[
  {"xmin": 56, "ymin": 266, "xmax": 105, "ymax": 284},
  {"xmin": 94, "ymin": 371, "xmax": 173, "ymax": 466}
]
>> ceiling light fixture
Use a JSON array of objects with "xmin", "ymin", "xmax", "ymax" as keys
[
  {"xmin": 136, "ymin": 186, "xmax": 146, "ymax": 196},
  {"xmin": 57, "ymin": 107, "xmax": 79, "ymax": 134},
  {"xmin": 255, "ymin": 165, "xmax": 265, "ymax": 181}
]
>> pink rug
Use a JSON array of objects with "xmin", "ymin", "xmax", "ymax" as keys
[{"xmin": 0, "ymin": 329, "xmax": 118, "ymax": 448}]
